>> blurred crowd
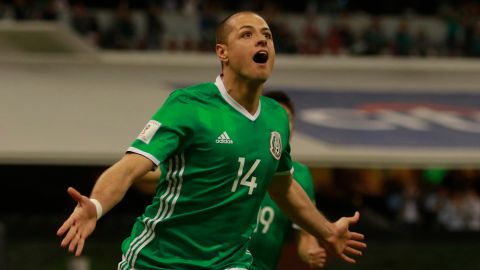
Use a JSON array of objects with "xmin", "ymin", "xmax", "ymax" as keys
[
  {"xmin": 1, "ymin": 0, "xmax": 480, "ymax": 57},
  {"xmin": 312, "ymin": 167, "xmax": 480, "ymax": 233}
]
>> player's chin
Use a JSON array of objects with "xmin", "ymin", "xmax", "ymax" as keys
[
  {"xmin": 251, "ymin": 70, "xmax": 271, "ymax": 82},
  {"xmin": 250, "ymin": 75, "xmax": 269, "ymax": 84}
]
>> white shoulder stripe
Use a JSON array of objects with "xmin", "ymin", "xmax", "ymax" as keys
[
  {"xmin": 275, "ymin": 168, "xmax": 293, "ymax": 176},
  {"xmin": 126, "ymin": 147, "xmax": 160, "ymax": 166}
]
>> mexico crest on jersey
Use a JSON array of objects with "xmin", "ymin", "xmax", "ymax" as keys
[{"xmin": 270, "ymin": 131, "xmax": 282, "ymax": 160}]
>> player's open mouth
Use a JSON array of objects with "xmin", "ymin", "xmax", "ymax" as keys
[{"xmin": 253, "ymin": 51, "xmax": 268, "ymax": 64}]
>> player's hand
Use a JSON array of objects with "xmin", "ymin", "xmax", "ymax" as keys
[
  {"xmin": 299, "ymin": 244, "xmax": 327, "ymax": 269},
  {"xmin": 56, "ymin": 187, "xmax": 98, "ymax": 256},
  {"xmin": 326, "ymin": 211, "xmax": 366, "ymax": 264}
]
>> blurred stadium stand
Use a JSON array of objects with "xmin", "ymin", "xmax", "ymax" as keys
[
  {"xmin": 0, "ymin": 1, "xmax": 473, "ymax": 56},
  {"xmin": 1, "ymin": 1, "xmax": 480, "ymax": 269},
  {"xmin": 0, "ymin": 21, "xmax": 96, "ymax": 54}
]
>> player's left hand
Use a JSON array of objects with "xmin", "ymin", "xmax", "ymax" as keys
[
  {"xmin": 326, "ymin": 211, "xmax": 366, "ymax": 264},
  {"xmin": 299, "ymin": 244, "xmax": 327, "ymax": 269}
]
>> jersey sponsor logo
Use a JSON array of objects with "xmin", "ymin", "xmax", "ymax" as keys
[
  {"xmin": 215, "ymin": 131, "xmax": 234, "ymax": 144},
  {"xmin": 137, "ymin": 120, "xmax": 161, "ymax": 144},
  {"xmin": 270, "ymin": 131, "xmax": 282, "ymax": 160}
]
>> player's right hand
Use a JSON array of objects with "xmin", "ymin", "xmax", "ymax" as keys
[{"xmin": 56, "ymin": 187, "xmax": 97, "ymax": 256}]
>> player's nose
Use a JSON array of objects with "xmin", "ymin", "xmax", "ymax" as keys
[{"xmin": 256, "ymin": 38, "xmax": 267, "ymax": 47}]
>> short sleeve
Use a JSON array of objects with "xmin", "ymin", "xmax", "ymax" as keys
[
  {"xmin": 127, "ymin": 90, "xmax": 195, "ymax": 166},
  {"xmin": 294, "ymin": 162, "xmax": 316, "ymax": 202},
  {"xmin": 291, "ymin": 162, "xmax": 316, "ymax": 230},
  {"xmin": 275, "ymin": 140, "xmax": 293, "ymax": 175},
  {"xmin": 274, "ymin": 110, "xmax": 293, "ymax": 175}
]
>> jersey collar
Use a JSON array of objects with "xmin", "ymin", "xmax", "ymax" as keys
[{"xmin": 215, "ymin": 75, "xmax": 261, "ymax": 121}]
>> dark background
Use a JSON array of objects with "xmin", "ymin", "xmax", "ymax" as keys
[{"xmin": 2, "ymin": 165, "xmax": 480, "ymax": 270}]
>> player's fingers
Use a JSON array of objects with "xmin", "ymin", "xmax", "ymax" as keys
[
  {"xmin": 320, "ymin": 249, "xmax": 327, "ymax": 256},
  {"xmin": 340, "ymin": 253, "xmax": 356, "ymax": 264},
  {"xmin": 67, "ymin": 187, "xmax": 86, "ymax": 204},
  {"xmin": 316, "ymin": 261, "xmax": 325, "ymax": 269},
  {"xmin": 68, "ymin": 233, "xmax": 80, "ymax": 253},
  {"xmin": 347, "ymin": 211, "xmax": 360, "ymax": 224},
  {"xmin": 57, "ymin": 217, "xmax": 74, "ymax": 236},
  {"xmin": 61, "ymin": 225, "xmax": 77, "ymax": 247},
  {"xmin": 308, "ymin": 258, "xmax": 324, "ymax": 269},
  {"xmin": 347, "ymin": 239, "xmax": 367, "ymax": 249},
  {"xmin": 345, "ymin": 246, "xmax": 363, "ymax": 256},
  {"xmin": 75, "ymin": 236, "xmax": 85, "ymax": 256},
  {"xmin": 311, "ymin": 250, "xmax": 326, "ymax": 259},
  {"xmin": 315, "ymin": 247, "xmax": 327, "ymax": 256},
  {"xmin": 348, "ymin": 232, "xmax": 365, "ymax": 241},
  {"xmin": 310, "ymin": 260, "xmax": 325, "ymax": 269},
  {"xmin": 349, "ymin": 231, "xmax": 364, "ymax": 240},
  {"xmin": 311, "ymin": 255, "xmax": 326, "ymax": 264}
]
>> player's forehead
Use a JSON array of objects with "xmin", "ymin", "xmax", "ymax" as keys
[{"xmin": 228, "ymin": 13, "xmax": 270, "ymax": 32}]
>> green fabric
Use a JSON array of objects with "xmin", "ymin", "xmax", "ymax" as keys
[
  {"xmin": 249, "ymin": 161, "xmax": 315, "ymax": 270},
  {"xmin": 119, "ymin": 78, "xmax": 292, "ymax": 270},
  {"xmin": 423, "ymin": 168, "xmax": 447, "ymax": 185}
]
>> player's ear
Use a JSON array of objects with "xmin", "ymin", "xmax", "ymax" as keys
[{"xmin": 216, "ymin": 44, "xmax": 228, "ymax": 64}]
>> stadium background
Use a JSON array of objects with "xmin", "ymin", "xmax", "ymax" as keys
[{"xmin": 1, "ymin": 0, "xmax": 480, "ymax": 269}]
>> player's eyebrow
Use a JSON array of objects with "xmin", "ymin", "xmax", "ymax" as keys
[{"xmin": 239, "ymin": 25, "xmax": 271, "ymax": 32}]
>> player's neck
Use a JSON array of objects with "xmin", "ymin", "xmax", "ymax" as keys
[{"xmin": 221, "ymin": 73, "xmax": 263, "ymax": 115}]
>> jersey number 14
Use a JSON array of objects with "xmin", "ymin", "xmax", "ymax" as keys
[{"xmin": 231, "ymin": 157, "xmax": 261, "ymax": 195}]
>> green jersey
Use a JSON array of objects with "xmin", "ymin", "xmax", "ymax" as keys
[
  {"xmin": 249, "ymin": 161, "xmax": 316, "ymax": 270},
  {"xmin": 118, "ymin": 76, "xmax": 292, "ymax": 270}
]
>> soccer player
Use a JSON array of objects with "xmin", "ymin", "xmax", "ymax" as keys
[
  {"xmin": 57, "ymin": 11, "xmax": 366, "ymax": 270},
  {"xmin": 132, "ymin": 92, "xmax": 326, "ymax": 269},
  {"xmin": 249, "ymin": 91, "xmax": 326, "ymax": 270}
]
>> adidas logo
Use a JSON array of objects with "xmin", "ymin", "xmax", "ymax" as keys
[{"xmin": 216, "ymin": 131, "xmax": 234, "ymax": 144}]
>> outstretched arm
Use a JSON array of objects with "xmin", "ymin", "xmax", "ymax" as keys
[
  {"xmin": 56, "ymin": 153, "xmax": 154, "ymax": 256},
  {"xmin": 269, "ymin": 175, "xmax": 366, "ymax": 264},
  {"xmin": 132, "ymin": 168, "xmax": 161, "ymax": 195}
]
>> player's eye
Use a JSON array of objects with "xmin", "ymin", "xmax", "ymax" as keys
[
  {"xmin": 241, "ymin": 32, "xmax": 252, "ymax": 38},
  {"xmin": 264, "ymin": 32, "xmax": 272, "ymax": 39}
]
